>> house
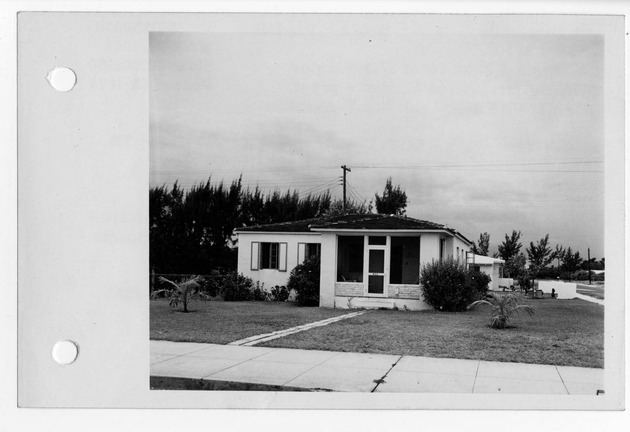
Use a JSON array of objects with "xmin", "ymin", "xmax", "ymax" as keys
[
  {"xmin": 235, "ymin": 214, "xmax": 473, "ymax": 310},
  {"xmin": 469, "ymin": 254, "xmax": 506, "ymax": 291}
]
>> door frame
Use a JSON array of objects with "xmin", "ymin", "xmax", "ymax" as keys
[{"xmin": 364, "ymin": 235, "xmax": 389, "ymax": 297}]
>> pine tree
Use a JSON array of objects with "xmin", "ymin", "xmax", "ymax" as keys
[
  {"xmin": 526, "ymin": 234, "xmax": 554, "ymax": 273},
  {"xmin": 472, "ymin": 232, "xmax": 490, "ymax": 256},
  {"xmin": 497, "ymin": 230, "xmax": 524, "ymax": 278},
  {"xmin": 374, "ymin": 177, "xmax": 407, "ymax": 216}
]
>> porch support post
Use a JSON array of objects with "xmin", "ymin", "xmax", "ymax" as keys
[{"xmin": 319, "ymin": 233, "xmax": 337, "ymax": 308}]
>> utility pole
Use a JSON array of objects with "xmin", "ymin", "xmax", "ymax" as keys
[
  {"xmin": 588, "ymin": 247, "xmax": 591, "ymax": 285},
  {"xmin": 341, "ymin": 165, "xmax": 351, "ymax": 212}
]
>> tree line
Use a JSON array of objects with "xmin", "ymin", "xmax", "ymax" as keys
[
  {"xmin": 150, "ymin": 175, "xmax": 407, "ymax": 275},
  {"xmin": 471, "ymin": 231, "xmax": 604, "ymax": 281}
]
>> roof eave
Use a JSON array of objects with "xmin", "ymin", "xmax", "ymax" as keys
[
  {"xmin": 234, "ymin": 230, "xmax": 319, "ymax": 235},
  {"xmin": 312, "ymin": 227, "xmax": 466, "ymax": 238}
]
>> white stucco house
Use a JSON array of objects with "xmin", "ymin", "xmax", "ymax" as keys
[
  {"xmin": 469, "ymin": 254, "xmax": 505, "ymax": 291},
  {"xmin": 235, "ymin": 213, "xmax": 474, "ymax": 311}
]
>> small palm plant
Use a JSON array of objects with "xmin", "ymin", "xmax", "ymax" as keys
[
  {"xmin": 468, "ymin": 293, "xmax": 536, "ymax": 329},
  {"xmin": 150, "ymin": 275, "xmax": 210, "ymax": 313}
]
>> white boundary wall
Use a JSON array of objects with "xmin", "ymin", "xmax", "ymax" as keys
[
  {"xmin": 536, "ymin": 280, "xmax": 577, "ymax": 299},
  {"xmin": 498, "ymin": 278, "xmax": 514, "ymax": 289}
]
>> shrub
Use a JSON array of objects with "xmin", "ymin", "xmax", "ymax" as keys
[
  {"xmin": 270, "ymin": 285, "xmax": 291, "ymax": 302},
  {"xmin": 251, "ymin": 281, "xmax": 270, "ymax": 301},
  {"xmin": 420, "ymin": 258, "xmax": 484, "ymax": 312},
  {"xmin": 517, "ymin": 276, "xmax": 531, "ymax": 290},
  {"xmin": 534, "ymin": 267, "xmax": 561, "ymax": 280},
  {"xmin": 221, "ymin": 272, "xmax": 254, "ymax": 301},
  {"xmin": 287, "ymin": 255, "xmax": 320, "ymax": 306},
  {"xmin": 468, "ymin": 293, "xmax": 536, "ymax": 329},
  {"xmin": 468, "ymin": 270, "xmax": 491, "ymax": 296},
  {"xmin": 574, "ymin": 270, "xmax": 589, "ymax": 280},
  {"xmin": 150, "ymin": 275, "xmax": 210, "ymax": 312},
  {"xmin": 573, "ymin": 270, "xmax": 604, "ymax": 281},
  {"xmin": 570, "ymin": 270, "xmax": 604, "ymax": 282},
  {"xmin": 199, "ymin": 269, "xmax": 229, "ymax": 296}
]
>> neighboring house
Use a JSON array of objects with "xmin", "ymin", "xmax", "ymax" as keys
[
  {"xmin": 235, "ymin": 214, "xmax": 473, "ymax": 310},
  {"xmin": 469, "ymin": 254, "xmax": 505, "ymax": 291}
]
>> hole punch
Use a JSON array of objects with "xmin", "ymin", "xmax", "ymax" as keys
[
  {"xmin": 52, "ymin": 340, "xmax": 79, "ymax": 365},
  {"xmin": 46, "ymin": 67, "xmax": 77, "ymax": 92}
]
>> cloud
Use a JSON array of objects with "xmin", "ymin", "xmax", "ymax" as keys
[{"xmin": 150, "ymin": 32, "xmax": 605, "ymax": 257}]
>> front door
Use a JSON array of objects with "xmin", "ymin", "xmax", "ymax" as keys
[{"xmin": 367, "ymin": 236, "xmax": 387, "ymax": 295}]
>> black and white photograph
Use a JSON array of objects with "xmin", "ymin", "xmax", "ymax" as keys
[
  {"xmin": 7, "ymin": 5, "xmax": 626, "ymax": 428},
  {"xmin": 149, "ymin": 17, "xmax": 613, "ymax": 396}
]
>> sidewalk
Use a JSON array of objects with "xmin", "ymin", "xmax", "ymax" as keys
[
  {"xmin": 150, "ymin": 340, "xmax": 604, "ymax": 394},
  {"xmin": 574, "ymin": 293, "xmax": 604, "ymax": 305}
]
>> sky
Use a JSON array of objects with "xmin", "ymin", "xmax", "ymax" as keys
[{"xmin": 150, "ymin": 31, "xmax": 604, "ymax": 259}]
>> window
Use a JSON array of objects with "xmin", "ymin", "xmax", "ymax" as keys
[
  {"xmin": 305, "ymin": 243, "xmax": 321, "ymax": 259},
  {"xmin": 337, "ymin": 236, "xmax": 364, "ymax": 282},
  {"xmin": 390, "ymin": 237, "xmax": 420, "ymax": 284},
  {"xmin": 439, "ymin": 238, "xmax": 446, "ymax": 260},
  {"xmin": 368, "ymin": 236, "xmax": 386, "ymax": 245},
  {"xmin": 260, "ymin": 242, "xmax": 279, "ymax": 269},
  {"xmin": 251, "ymin": 241, "xmax": 287, "ymax": 271},
  {"xmin": 456, "ymin": 247, "xmax": 459, "ymax": 260},
  {"xmin": 298, "ymin": 242, "xmax": 321, "ymax": 264}
]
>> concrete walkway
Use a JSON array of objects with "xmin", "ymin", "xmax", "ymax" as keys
[
  {"xmin": 574, "ymin": 293, "xmax": 604, "ymax": 306},
  {"xmin": 150, "ymin": 340, "xmax": 604, "ymax": 394},
  {"xmin": 229, "ymin": 311, "xmax": 367, "ymax": 346}
]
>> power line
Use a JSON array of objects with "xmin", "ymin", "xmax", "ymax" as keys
[
  {"xmin": 150, "ymin": 167, "xmax": 339, "ymax": 175},
  {"xmin": 425, "ymin": 168, "xmax": 602, "ymax": 173},
  {"xmin": 305, "ymin": 186, "xmax": 338, "ymax": 197},
  {"xmin": 348, "ymin": 189, "xmax": 363, "ymax": 204},
  {"xmin": 351, "ymin": 160, "xmax": 603, "ymax": 169},
  {"xmin": 150, "ymin": 174, "xmax": 340, "ymax": 185},
  {"xmin": 421, "ymin": 203, "xmax": 601, "ymax": 208},
  {"xmin": 346, "ymin": 181, "xmax": 368, "ymax": 203},
  {"xmin": 154, "ymin": 177, "xmax": 340, "ymax": 188},
  {"xmin": 151, "ymin": 159, "xmax": 604, "ymax": 180},
  {"xmin": 349, "ymin": 182, "xmax": 368, "ymax": 203},
  {"xmin": 300, "ymin": 179, "xmax": 340, "ymax": 196},
  {"xmin": 240, "ymin": 179, "xmax": 338, "ymax": 187}
]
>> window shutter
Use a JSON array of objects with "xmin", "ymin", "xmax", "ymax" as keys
[
  {"xmin": 297, "ymin": 243, "xmax": 306, "ymax": 264},
  {"xmin": 278, "ymin": 243, "xmax": 288, "ymax": 272},
  {"xmin": 251, "ymin": 242, "xmax": 259, "ymax": 271}
]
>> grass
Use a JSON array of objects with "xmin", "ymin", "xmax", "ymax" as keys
[
  {"xmin": 150, "ymin": 296, "xmax": 604, "ymax": 369},
  {"xmin": 150, "ymin": 299, "xmax": 350, "ymax": 344},
  {"xmin": 259, "ymin": 297, "xmax": 604, "ymax": 369}
]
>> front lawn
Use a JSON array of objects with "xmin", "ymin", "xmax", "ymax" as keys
[
  {"xmin": 259, "ymin": 298, "xmax": 604, "ymax": 368},
  {"xmin": 150, "ymin": 297, "xmax": 603, "ymax": 368},
  {"xmin": 150, "ymin": 300, "xmax": 351, "ymax": 344}
]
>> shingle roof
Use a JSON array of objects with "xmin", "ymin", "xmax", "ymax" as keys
[
  {"xmin": 235, "ymin": 214, "xmax": 472, "ymax": 245},
  {"xmin": 310, "ymin": 214, "xmax": 444, "ymax": 230},
  {"xmin": 234, "ymin": 216, "xmax": 331, "ymax": 233}
]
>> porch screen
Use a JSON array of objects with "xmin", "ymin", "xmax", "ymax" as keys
[
  {"xmin": 390, "ymin": 237, "xmax": 420, "ymax": 284},
  {"xmin": 337, "ymin": 236, "xmax": 364, "ymax": 282}
]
